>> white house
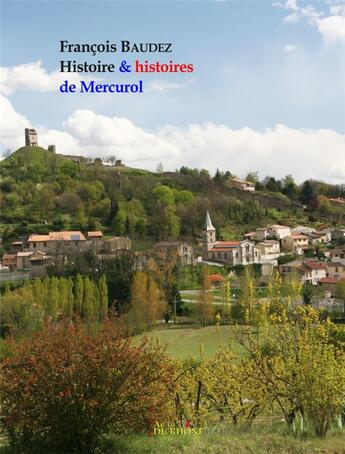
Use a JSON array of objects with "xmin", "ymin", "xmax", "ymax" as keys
[
  {"xmin": 278, "ymin": 260, "xmax": 326, "ymax": 285},
  {"xmin": 269, "ymin": 225, "xmax": 291, "ymax": 240},
  {"xmin": 281, "ymin": 234, "xmax": 309, "ymax": 254},
  {"xmin": 255, "ymin": 240, "xmax": 280, "ymax": 256}
]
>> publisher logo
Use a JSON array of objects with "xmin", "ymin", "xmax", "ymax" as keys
[{"xmin": 147, "ymin": 420, "xmax": 202, "ymax": 437}]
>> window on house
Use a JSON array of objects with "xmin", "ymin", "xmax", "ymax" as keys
[
  {"xmin": 43, "ymin": 242, "xmax": 47, "ymax": 247},
  {"xmin": 33, "ymin": 242, "xmax": 36, "ymax": 248}
]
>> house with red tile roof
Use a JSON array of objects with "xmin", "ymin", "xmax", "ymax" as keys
[
  {"xmin": 278, "ymin": 260, "xmax": 326, "ymax": 285},
  {"xmin": 28, "ymin": 231, "xmax": 87, "ymax": 254},
  {"xmin": 318, "ymin": 277, "xmax": 345, "ymax": 296}
]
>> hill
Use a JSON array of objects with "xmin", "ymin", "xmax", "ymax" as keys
[
  {"xmin": 1, "ymin": 146, "xmax": 67, "ymax": 169},
  {"xmin": 0, "ymin": 146, "xmax": 342, "ymax": 245}
]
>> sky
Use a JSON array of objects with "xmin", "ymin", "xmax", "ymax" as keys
[{"xmin": 0, "ymin": 0, "xmax": 345, "ymax": 183}]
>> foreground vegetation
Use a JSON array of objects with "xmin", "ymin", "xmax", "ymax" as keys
[
  {"xmin": 100, "ymin": 422, "xmax": 345, "ymax": 454},
  {"xmin": 1, "ymin": 302, "xmax": 344, "ymax": 452},
  {"xmin": 2, "ymin": 420, "xmax": 345, "ymax": 453},
  {"xmin": 1, "ymin": 261, "xmax": 345, "ymax": 453}
]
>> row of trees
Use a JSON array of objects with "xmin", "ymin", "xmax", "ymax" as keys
[
  {"xmin": 1, "ymin": 275, "xmax": 108, "ymax": 336},
  {"xmin": 0, "ymin": 251, "xmax": 183, "ymax": 337}
]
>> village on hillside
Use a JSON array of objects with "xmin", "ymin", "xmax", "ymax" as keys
[
  {"xmin": 1, "ymin": 135, "xmax": 345, "ymax": 317},
  {"xmin": 1, "ymin": 211, "xmax": 344, "ymax": 300}
]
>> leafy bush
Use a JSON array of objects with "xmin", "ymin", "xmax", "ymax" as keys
[{"xmin": 0, "ymin": 321, "xmax": 175, "ymax": 453}]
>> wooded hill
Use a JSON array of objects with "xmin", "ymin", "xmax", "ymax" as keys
[{"xmin": 0, "ymin": 146, "xmax": 343, "ymax": 245}]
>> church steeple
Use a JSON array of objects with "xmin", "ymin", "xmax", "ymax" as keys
[
  {"xmin": 203, "ymin": 210, "xmax": 216, "ymax": 254},
  {"xmin": 204, "ymin": 210, "xmax": 215, "ymax": 231}
]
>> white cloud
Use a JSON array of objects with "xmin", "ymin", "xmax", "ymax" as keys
[
  {"xmin": 0, "ymin": 60, "xmax": 97, "ymax": 95},
  {"xmin": 274, "ymin": 1, "xmax": 345, "ymax": 44},
  {"xmin": 318, "ymin": 14, "xmax": 345, "ymax": 43},
  {"xmin": 0, "ymin": 95, "xmax": 30, "ymax": 151},
  {"xmin": 146, "ymin": 79, "xmax": 192, "ymax": 92},
  {"xmin": 283, "ymin": 44, "xmax": 297, "ymax": 52},
  {"xmin": 1, "ymin": 96, "xmax": 344, "ymax": 183}
]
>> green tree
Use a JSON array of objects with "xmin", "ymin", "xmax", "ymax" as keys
[
  {"xmin": 165, "ymin": 205, "xmax": 180, "ymax": 239},
  {"xmin": 49, "ymin": 277, "xmax": 60, "ymax": 320},
  {"xmin": 98, "ymin": 274, "xmax": 108, "ymax": 321},
  {"xmin": 153, "ymin": 185, "xmax": 175, "ymax": 205},
  {"xmin": 196, "ymin": 268, "xmax": 214, "ymax": 326},
  {"xmin": 74, "ymin": 274, "xmax": 84, "ymax": 314},
  {"xmin": 300, "ymin": 180, "xmax": 319, "ymax": 210},
  {"xmin": 112, "ymin": 209, "xmax": 126, "ymax": 235},
  {"xmin": 282, "ymin": 175, "xmax": 299, "ymax": 200},
  {"xmin": 82, "ymin": 277, "xmax": 94, "ymax": 321}
]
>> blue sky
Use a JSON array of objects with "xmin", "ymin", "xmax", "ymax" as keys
[{"xmin": 1, "ymin": 0, "xmax": 345, "ymax": 182}]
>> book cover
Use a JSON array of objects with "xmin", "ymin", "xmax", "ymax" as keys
[{"xmin": 0, "ymin": 1, "xmax": 344, "ymax": 452}]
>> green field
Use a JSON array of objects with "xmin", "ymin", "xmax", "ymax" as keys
[{"xmin": 137, "ymin": 325, "xmax": 248, "ymax": 359}]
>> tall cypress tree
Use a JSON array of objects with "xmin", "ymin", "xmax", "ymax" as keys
[
  {"xmin": 82, "ymin": 277, "xmax": 94, "ymax": 321},
  {"xmin": 74, "ymin": 274, "xmax": 84, "ymax": 315},
  {"xmin": 98, "ymin": 274, "xmax": 108, "ymax": 321}
]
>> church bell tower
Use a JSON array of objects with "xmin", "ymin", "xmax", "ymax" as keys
[{"xmin": 202, "ymin": 210, "xmax": 216, "ymax": 255}]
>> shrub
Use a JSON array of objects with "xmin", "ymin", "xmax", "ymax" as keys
[{"xmin": 0, "ymin": 320, "xmax": 175, "ymax": 453}]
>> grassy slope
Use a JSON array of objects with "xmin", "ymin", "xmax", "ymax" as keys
[
  {"xmin": 2, "ymin": 147, "xmax": 152, "ymax": 176},
  {"xmin": 1, "ymin": 146, "xmax": 65, "ymax": 167}
]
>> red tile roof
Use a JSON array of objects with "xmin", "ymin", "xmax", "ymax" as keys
[
  {"xmin": 303, "ymin": 261, "xmax": 327, "ymax": 270},
  {"xmin": 209, "ymin": 273, "xmax": 225, "ymax": 282},
  {"xmin": 29, "ymin": 231, "xmax": 86, "ymax": 242},
  {"xmin": 319, "ymin": 278, "xmax": 341, "ymax": 284},
  {"xmin": 214, "ymin": 241, "xmax": 240, "ymax": 247}
]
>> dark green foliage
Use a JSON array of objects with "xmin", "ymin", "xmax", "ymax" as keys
[
  {"xmin": 277, "ymin": 254, "xmax": 299, "ymax": 265},
  {"xmin": 302, "ymin": 284, "xmax": 315, "ymax": 305},
  {"xmin": 104, "ymin": 251, "xmax": 135, "ymax": 312},
  {"xmin": 300, "ymin": 180, "xmax": 320, "ymax": 210}
]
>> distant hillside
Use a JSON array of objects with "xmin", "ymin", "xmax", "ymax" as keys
[{"xmin": 0, "ymin": 146, "xmax": 340, "ymax": 243}]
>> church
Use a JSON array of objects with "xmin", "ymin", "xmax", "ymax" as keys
[{"xmin": 202, "ymin": 211, "xmax": 260, "ymax": 266}]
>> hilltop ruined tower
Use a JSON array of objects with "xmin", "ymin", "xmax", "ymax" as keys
[{"xmin": 25, "ymin": 128, "xmax": 38, "ymax": 147}]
